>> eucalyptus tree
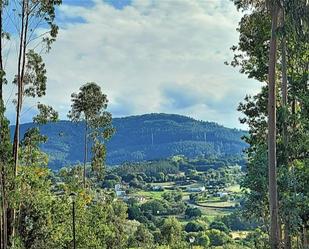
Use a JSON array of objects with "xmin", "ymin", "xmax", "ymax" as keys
[
  {"xmin": 68, "ymin": 82, "xmax": 114, "ymax": 188},
  {"xmin": 267, "ymin": 1, "xmax": 280, "ymax": 248},
  {"xmin": 231, "ymin": 1, "xmax": 280, "ymax": 247},
  {"xmin": 0, "ymin": 1, "xmax": 10, "ymax": 246},
  {"xmin": 0, "ymin": 0, "xmax": 62, "ymax": 245},
  {"xmin": 4, "ymin": 0, "xmax": 61, "ymax": 175},
  {"xmin": 231, "ymin": 0, "xmax": 309, "ymax": 247}
]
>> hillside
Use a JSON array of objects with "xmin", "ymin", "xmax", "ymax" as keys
[{"xmin": 15, "ymin": 113, "xmax": 247, "ymax": 170}]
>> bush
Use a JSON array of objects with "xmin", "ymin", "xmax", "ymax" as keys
[
  {"xmin": 141, "ymin": 199, "xmax": 166, "ymax": 215},
  {"xmin": 220, "ymin": 212, "xmax": 257, "ymax": 231},
  {"xmin": 209, "ymin": 221, "xmax": 229, "ymax": 233},
  {"xmin": 197, "ymin": 233, "xmax": 210, "ymax": 248},
  {"xmin": 243, "ymin": 228, "xmax": 269, "ymax": 249},
  {"xmin": 206, "ymin": 229, "xmax": 231, "ymax": 246},
  {"xmin": 185, "ymin": 222, "xmax": 204, "ymax": 233},
  {"xmin": 128, "ymin": 205, "xmax": 143, "ymax": 220},
  {"xmin": 185, "ymin": 207, "xmax": 202, "ymax": 218}
]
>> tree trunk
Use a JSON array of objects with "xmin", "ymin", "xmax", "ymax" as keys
[
  {"xmin": 10, "ymin": 0, "xmax": 29, "ymax": 244},
  {"xmin": 303, "ymin": 224, "xmax": 309, "ymax": 249},
  {"xmin": 284, "ymin": 222, "xmax": 291, "ymax": 249},
  {"xmin": 13, "ymin": 0, "xmax": 29, "ymax": 176},
  {"xmin": 83, "ymin": 120, "xmax": 88, "ymax": 188},
  {"xmin": 0, "ymin": 173, "xmax": 6, "ymax": 249},
  {"xmin": 0, "ymin": 2, "xmax": 3, "ymax": 102},
  {"xmin": 280, "ymin": 8, "xmax": 291, "ymax": 249},
  {"xmin": 0, "ymin": 3, "xmax": 8, "ymax": 249},
  {"xmin": 268, "ymin": 2, "xmax": 280, "ymax": 249},
  {"xmin": 281, "ymin": 8, "xmax": 288, "ymax": 147}
]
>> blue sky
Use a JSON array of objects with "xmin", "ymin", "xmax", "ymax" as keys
[{"xmin": 3, "ymin": 0, "xmax": 261, "ymax": 129}]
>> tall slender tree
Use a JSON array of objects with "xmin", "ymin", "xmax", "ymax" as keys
[
  {"xmin": 68, "ymin": 82, "xmax": 114, "ymax": 188},
  {"xmin": 267, "ymin": 1, "xmax": 280, "ymax": 248},
  {"xmin": 231, "ymin": 0, "xmax": 308, "ymax": 246},
  {"xmin": 12, "ymin": 0, "xmax": 61, "ymax": 175},
  {"xmin": 0, "ymin": 0, "xmax": 62, "ymax": 245}
]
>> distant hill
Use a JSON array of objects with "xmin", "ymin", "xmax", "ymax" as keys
[{"xmin": 14, "ymin": 113, "xmax": 247, "ymax": 170}]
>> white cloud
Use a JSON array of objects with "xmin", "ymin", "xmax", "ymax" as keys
[{"xmin": 4, "ymin": 0, "xmax": 262, "ymax": 128}]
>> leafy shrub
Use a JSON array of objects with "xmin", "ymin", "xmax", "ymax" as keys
[
  {"xmin": 185, "ymin": 207, "xmax": 202, "ymax": 218},
  {"xmin": 209, "ymin": 221, "xmax": 229, "ymax": 233},
  {"xmin": 206, "ymin": 229, "xmax": 231, "ymax": 246},
  {"xmin": 185, "ymin": 222, "xmax": 204, "ymax": 232}
]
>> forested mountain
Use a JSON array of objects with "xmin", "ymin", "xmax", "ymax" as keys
[{"xmin": 14, "ymin": 113, "xmax": 247, "ymax": 170}]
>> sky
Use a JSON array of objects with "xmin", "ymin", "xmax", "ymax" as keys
[{"xmin": 3, "ymin": 0, "xmax": 262, "ymax": 129}]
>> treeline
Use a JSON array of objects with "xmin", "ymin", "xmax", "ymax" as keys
[
  {"xmin": 115, "ymin": 160, "xmax": 179, "ymax": 178},
  {"xmin": 109, "ymin": 156, "xmax": 244, "ymax": 185}
]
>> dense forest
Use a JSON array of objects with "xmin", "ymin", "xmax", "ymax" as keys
[
  {"xmin": 13, "ymin": 113, "xmax": 247, "ymax": 169},
  {"xmin": 0, "ymin": 0, "xmax": 308, "ymax": 249}
]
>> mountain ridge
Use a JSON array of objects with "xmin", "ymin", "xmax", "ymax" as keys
[{"xmin": 13, "ymin": 113, "xmax": 248, "ymax": 170}]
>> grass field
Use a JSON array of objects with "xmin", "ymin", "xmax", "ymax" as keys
[
  {"xmin": 230, "ymin": 231, "xmax": 249, "ymax": 239},
  {"xmin": 151, "ymin": 182, "xmax": 176, "ymax": 187},
  {"xmin": 199, "ymin": 206, "xmax": 232, "ymax": 218},
  {"xmin": 136, "ymin": 190, "xmax": 168, "ymax": 199},
  {"xmin": 198, "ymin": 201, "xmax": 236, "ymax": 208}
]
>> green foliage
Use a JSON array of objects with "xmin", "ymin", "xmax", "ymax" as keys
[
  {"xmin": 128, "ymin": 204, "xmax": 143, "ymax": 221},
  {"xmin": 205, "ymin": 229, "xmax": 231, "ymax": 246},
  {"xmin": 160, "ymin": 217, "xmax": 183, "ymax": 246},
  {"xmin": 133, "ymin": 224, "xmax": 154, "ymax": 248},
  {"xmin": 68, "ymin": 82, "xmax": 109, "ymax": 124},
  {"xmin": 185, "ymin": 207, "xmax": 202, "ymax": 218},
  {"xmin": 23, "ymin": 51, "xmax": 47, "ymax": 98},
  {"xmin": 162, "ymin": 191, "xmax": 182, "ymax": 203},
  {"xmin": 242, "ymin": 228, "xmax": 269, "ymax": 249},
  {"xmin": 68, "ymin": 82, "xmax": 114, "ymax": 179},
  {"xmin": 20, "ymin": 127, "xmax": 48, "ymax": 167},
  {"xmin": 91, "ymin": 140, "xmax": 106, "ymax": 180},
  {"xmin": 209, "ymin": 221, "xmax": 229, "ymax": 233},
  {"xmin": 33, "ymin": 104, "xmax": 58, "ymax": 125},
  {"xmin": 0, "ymin": 102, "xmax": 12, "ymax": 164},
  {"xmin": 231, "ymin": 0, "xmax": 309, "ymax": 245},
  {"xmin": 141, "ymin": 199, "xmax": 166, "ymax": 216},
  {"xmin": 116, "ymin": 160, "xmax": 179, "ymax": 182},
  {"xmin": 185, "ymin": 221, "xmax": 204, "ymax": 233},
  {"xmin": 220, "ymin": 211, "xmax": 257, "ymax": 231},
  {"xmin": 9, "ymin": 165, "xmax": 130, "ymax": 249},
  {"xmin": 197, "ymin": 233, "xmax": 210, "ymax": 248}
]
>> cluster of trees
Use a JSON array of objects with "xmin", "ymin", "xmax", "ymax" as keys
[
  {"xmin": 126, "ymin": 197, "xmax": 260, "ymax": 249},
  {"xmin": 126, "ymin": 198, "xmax": 271, "ymax": 249},
  {"xmin": 0, "ymin": 1, "xmax": 115, "ymax": 248},
  {"xmin": 179, "ymin": 155, "xmax": 246, "ymax": 171},
  {"xmin": 110, "ymin": 156, "xmax": 243, "ymax": 186},
  {"xmin": 0, "ymin": 0, "xmax": 62, "ymax": 247},
  {"xmin": 115, "ymin": 160, "xmax": 179, "ymax": 180},
  {"xmin": 229, "ymin": 0, "xmax": 309, "ymax": 248},
  {"xmin": 127, "ymin": 191, "xmax": 186, "ymax": 221}
]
